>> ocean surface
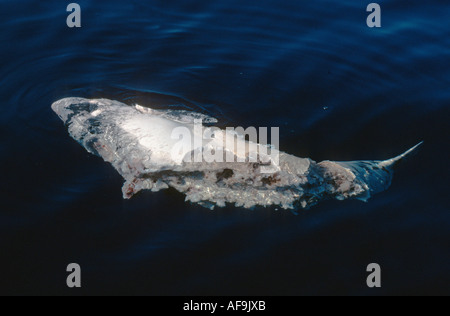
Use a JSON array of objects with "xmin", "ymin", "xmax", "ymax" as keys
[{"xmin": 0, "ymin": 0, "xmax": 449, "ymax": 295}]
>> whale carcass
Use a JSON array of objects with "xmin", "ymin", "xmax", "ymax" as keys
[{"xmin": 52, "ymin": 97, "xmax": 421, "ymax": 210}]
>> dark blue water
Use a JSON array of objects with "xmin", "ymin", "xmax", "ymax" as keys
[{"xmin": 0, "ymin": 0, "xmax": 449, "ymax": 295}]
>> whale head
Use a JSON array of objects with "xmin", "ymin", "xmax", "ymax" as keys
[{"xmin": 51, "ymin": 97, "xmax": 127, "ymax": 125}]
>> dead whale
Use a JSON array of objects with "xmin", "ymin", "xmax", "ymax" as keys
[{"xmin": 52, "ymin": 97, "xmax": 422, "ymax": 210}]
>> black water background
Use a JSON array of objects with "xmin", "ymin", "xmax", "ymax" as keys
[{"xmin": 0, "ymin": 0, "xmax": 448, "ymax": 295}]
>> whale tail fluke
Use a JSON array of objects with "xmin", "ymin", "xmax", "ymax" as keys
[{"xmin": 378, "ymin": 141, "xmax": 424, "ymax": 169}]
